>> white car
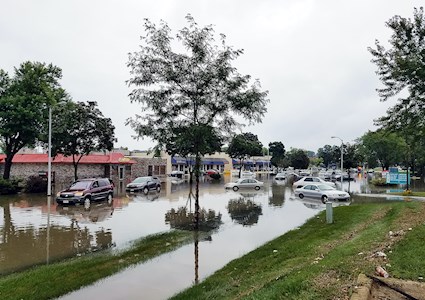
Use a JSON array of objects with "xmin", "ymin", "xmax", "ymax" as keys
[
  {"xmin": 274, "ymin": 172, "xmax": 286, "ymax": 181},
  {"xmin": 225, "ymin": 178, "xmax": 264, "ymax": 191},
  {"xmin": 294, "ymin": 184, "xmax": 350, "ymax": 202},
  {"xmin": 293, "ymin": 176, "xmax": 336, "ymax": 188}
]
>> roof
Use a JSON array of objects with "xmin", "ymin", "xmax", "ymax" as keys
[
  {"xmin": 0, "ymin": 153, "xmax": 136, "ymax": 164},
  {"xmin": 172, "ymin": 156, "xmax": 229, "ymax": 165}
]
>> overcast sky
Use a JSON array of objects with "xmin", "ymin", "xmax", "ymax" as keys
[{"xmin": 1, "ymin": 1, "xmax": 422, "ymax": 153}]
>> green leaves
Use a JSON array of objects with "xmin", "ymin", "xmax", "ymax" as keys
[
  {"xmin": 127, "ymin": 15, "xmax": 269, "ymax": 159},
  {"xmin": 0, "ymin": 61, "xmax": 67, "ymax": 179},
  {"xmin": 227, "ymin": 132, "xmax": 263, "ymax": 160}
]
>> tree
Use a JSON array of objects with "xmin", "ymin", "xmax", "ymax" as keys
[
  {"xmin": 369, "ymin": 7, "xmax": 425, "ymax": 188},
  {"xmin": 359, "ymin": 130, "xmax": 406, "ymax": 170},
  {"xmin": 227, "ymin": 133, "xmax": 263, "ymax": 177},
  {"xmin": 127, "ymin": 15, "xmax": 269, "ymax": 228},
  {"xmin": 317, "ymin": 145, "xmax": 339, "ymax": 168},
  {"xmin": 0, "ymin": 62, "xmax": 66, "ymax": 179},
  {"xmin": 268, "ymin": 141, "xmax": 286, "ymax": 168},
  {"xmin": 286, "ymin": 148, "xmax": 309, "ymax": 170},
  {"xmin": 48, "ymin": 101, "xmax": 115, "ymax": 180}
]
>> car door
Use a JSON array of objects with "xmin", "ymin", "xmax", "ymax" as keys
[
  {"xmin": 308, "ymin": 185, "xmax": 321, "ymax": 198},
  {"xmin": 91, "ymin": 180, "xmax": 101, "ymax": 201}
]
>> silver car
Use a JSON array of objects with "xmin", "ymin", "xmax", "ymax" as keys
[
  {"xmin": 293, "ymin": 176, "xmax": 336, "ymax": 188},
  {"xmin": 294, "ymin": 184, "xmax": 350, "ymax": 203},
  {"xmin": 225, "ymin": 178, "xmax": 264, "ymax": 191}
]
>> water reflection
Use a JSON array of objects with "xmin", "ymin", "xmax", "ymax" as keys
[
  {"xmin": 165, "ymin": 206, "xmax": 222, "ymax": 231},
  {"xmin": 227, "ymin": 193, "xmax": 263, "ymax": 226},
  {"xmin": 269, "ymin": 183, "xmax": 285, "ymax": 207}
]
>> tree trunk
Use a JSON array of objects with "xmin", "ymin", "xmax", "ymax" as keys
[
  {"xmin": 2, "ymin": 156, "xmax": 14, "ymax": 180},
  {"xmin": 73, "ymin": 162, "xmax": 78, "ymax": 181},
  {"xmin": 194, "ymin": 155, "xmax": 201, "ymax": 230}
]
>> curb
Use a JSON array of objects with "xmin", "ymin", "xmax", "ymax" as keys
[{"xmin": 350, "ymin": 274, "xmax": 372, "ymax": 300}]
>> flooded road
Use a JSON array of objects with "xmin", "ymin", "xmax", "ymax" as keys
[{"xmin": 1, "ymin": 173, "xmax": 424, "ymax": 299}]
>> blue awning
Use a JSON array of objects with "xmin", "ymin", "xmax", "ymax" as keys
[{"xmin": 172, "ymin": 157, "xmax": 229, "ymax": 165}]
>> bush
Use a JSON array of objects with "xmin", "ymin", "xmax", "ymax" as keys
[
  {"xmin": 0, "ymin": 178, "xmax": 22, "ymax": 195},
  {"xmin": 371, "ymin": 177, "xmax": 387, "ymax": 186},
  {"xmin": 25, "ymin": 175, "xmax": 48, "ymax": 193}
]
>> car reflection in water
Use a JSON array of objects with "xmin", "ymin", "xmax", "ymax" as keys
[
  {"xmin": 56, "ymin": 201, "xmax": 114, "ymax": 224},
  {"xmin": 227, "ymin": 192, "xmax": 263, "ymax": 226},
  {"xmin": 292, "ymin": 196, "xmax": 351, "ymax": 210},
  {"xmin": 55, "ymin": 202, "xmax": 115, "ymax": 252},
  {"xmin": 127, "ymin": 191, "xmax": 160, "ymax": 202}
]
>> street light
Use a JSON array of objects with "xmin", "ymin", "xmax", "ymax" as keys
[{"xmin": 331, "ymin": 136, "xmax": 343, "ymax": 188}]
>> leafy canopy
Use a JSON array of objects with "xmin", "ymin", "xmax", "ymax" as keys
[
  {"xmin": 369, "ymin": 7, "xmax": 425, "ymax": 132},
  {"xmin": 268, "ymin": 141, "xmax": 286, "ymax": 168},
  {"xmin": 48, "ymin": 101, "xmax": 115, "ymax": 180},
  {"xmin": 227, "ymin": 132, "xmax": 263, "ymax": 159},
  {"xmin": 126, "ymin": 15, "xmax": 269, "ymax": 158},
  {"xmin": 0, "ymin": 61, "xmax": 66, "ymax": 179}
]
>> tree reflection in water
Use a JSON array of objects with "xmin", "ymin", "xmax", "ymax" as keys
[
  {"xmin": 164, "ymin": 207, "xmax": 222, "ymax": 232},
  {"xmin": 227, "ymin": 195, "xmax": 263, "ymax": 226},
  {"xmin": 269, "ymin": 184, "xmax": 286, "ymax": 207},
  {"xmin": 165, "ymin": 191, "xmax": 222, "ymax": 285}
]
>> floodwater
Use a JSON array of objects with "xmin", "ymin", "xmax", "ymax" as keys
[{"xmin": 1, "ymin": 173, "xmax": 424, "ymax": 299}]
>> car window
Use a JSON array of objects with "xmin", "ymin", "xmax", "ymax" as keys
[
  {"xmin": 98, "ymin": 179, "xmax": 107, "ymax": 187},
  {"xmin": 70, "ymin": 181, "xmax": 91, "ymax": 190},
  {"xmin": 311, "ymin": 185, "xmax": 318, "ymax": 190},
  {"xmin": 304, "ymin": 185, "xmax": 311, "ymax": 190},
  {"xmin": 313, "ymin": 178, "xmax": 320, "ymax": 182},
  {"xmin": 92, "ymin": 181, "xmax": 99, "ymax": 188},
  {"xmin": 241, "ymin": 179, "xmax": 249, "ymax": 184},
  {"xmin": 305, "ymin": 178, "xmax": 312, "ymax": 182}
]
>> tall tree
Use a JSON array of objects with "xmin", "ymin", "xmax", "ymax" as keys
[
  {"xmin": 127, "ymin": 15, "xmax": 269, "ymax": 227},
  {"xmin": 368, "ymin": 7, "xmax": 425, "ymax": 187},
  {"xmin": 48, "ymin": 101, "xmax": 115, "ymax": 180},
  {"xmin": 286, "ymin": 148, "xmax": 309, "ymax": 170},
  {"xmin": 359, "ymin": 130, "xmax": 406, "ymax": 170},
  {"xmin": 317, "ymin": 145, "xmax": 339, "ymax": 168},
  {"xmin": 268, "ymin": 141, "xmax": 286, "ymax": 168},
  {"xmin": 0, "ymin": 62, "xmax": 66, "ymax": 179},
  {"xmin": 227, "ymin": 132, "xmax": 263, "ymax": 177}
]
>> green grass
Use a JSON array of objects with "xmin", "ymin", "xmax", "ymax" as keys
[
  {"xmin": 172, "ymin": 202, "xmax": 425, "ymax": 300},
  {"xmin": 0, "ymin": 230, "xmax": 193, "ymax": 300}
]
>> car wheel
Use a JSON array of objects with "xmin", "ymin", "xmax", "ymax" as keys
[
  {"xmin": 255, "ymin": 186, "xmax": 260, "ymax": 190},
  {"xmin": 322, "ymin": 195, "xmax": 328, "ymax": 203},
  {"xmin": 143, "ymin": 187, "xmax": 149, "ymax": 195},
  {"xmin": 107, "ymin": 193, "xmax": 113, "ymax": 205},
  {"xmin": 232, "ymin": 186, "xmax": 239, "ymax": 191},
  {"xmin": 298, "ymin": 193, "xmax": 304, "ymax": 199},
  {"xmin": 84, "ymin": 197, "xmax": 91, "ymax": 210},
  {"xmin": 156, "ymin": 185, "xmax": 161, "ymax": 193}
]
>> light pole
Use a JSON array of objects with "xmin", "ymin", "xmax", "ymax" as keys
[{"xmin": 331, "ymin": 136, "xmax": 343, "ymax": 188}]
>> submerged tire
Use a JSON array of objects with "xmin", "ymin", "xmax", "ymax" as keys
[
  {"xmin": 107, "ymin": 193, "xmax": 113, "ymax": 205},
  {"xmin": 255, "ymin": 186, "xmax": 260, "ymax": 190},
  {"xmin": 321, "ymin": 195, "xmax": 328, "ymax": 203},
  {"xmin": 233, "ymin": 186, "xmax": 239, "ymax": 191},
  {"xmin": 143, "ymin": 187, "xmax": 149, "ymax": 195},
  {"xmin": 84, "ymin": 197, "xmax": 91, "ymax": 210},
  {"xmin": 298, "ymin": 193, "xmax": 304, "ymax": 199}
]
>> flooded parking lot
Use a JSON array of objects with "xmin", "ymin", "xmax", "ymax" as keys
[{"xmin": 1, "ymin": 173, "xmax": 424, "ymax": 299}]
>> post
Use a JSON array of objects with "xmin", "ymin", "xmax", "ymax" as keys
[
  {"xmin": 326, "ymin": 201, "xmax": 333, "ymax": 224},
  {"xmin": 47, "ymin": 107, "xmax": 52, "ymax": 196}
]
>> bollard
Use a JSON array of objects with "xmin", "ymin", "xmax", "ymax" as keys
[{"xmin": 326, "ymin": 201, "xmax": 333, "ymax": 224}]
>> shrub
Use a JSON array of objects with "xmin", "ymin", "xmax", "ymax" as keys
[
  {"xmin": 25, "ymin": 175, "xmax": 48, "ymax": 193},
  {"xmin": 371, "ymin": 177, "xmax": 387, "ymax": 186},
  {"xmin": 0, "ymin": 178, "xmax": 22, "ymax": 195}
]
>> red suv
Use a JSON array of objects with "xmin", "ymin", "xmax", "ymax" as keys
[{"xmin": 56, "ymin": 178, "xmax": 114, "ymax": 208}]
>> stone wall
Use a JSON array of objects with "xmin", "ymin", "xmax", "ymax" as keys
[{"xmin": 128, "ymin": 157, "xmax": 167, "ymax": 181}]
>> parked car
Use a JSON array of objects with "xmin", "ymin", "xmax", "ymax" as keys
[
  {"xmin": 56, "ymin": 178, "xmax": 114, "ymax": 209},
  {"xmin": 225, "ymin": 178, "xmax": 264, "ymax": 191},
  {"xmin": 205, "ymin": 169, "xmax": 221, "ymax": 179},
  {"xmin": 274, "ymin": 172, "xmax": 287, "ymax": 181},
  {"xmin": 126, "ymin": 176, "xmax": 161, "ymax": 194},
  {"xmin": 294, "ymin": 184, "xmax": 350, "ymax": 203},
  {"xmin": 293, "ymin": 176, "xmax": 336, "ymax": 188}
]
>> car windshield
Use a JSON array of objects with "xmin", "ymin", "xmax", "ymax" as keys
[
  {"xmin": 318, "ymin": 184, "xmax": 334, "ymax": 191},
  {"xmin": 133, "ymin": 177, "xmax": 150, "ymax": 183},
  {"xmin": 69, "ymin": 181, "xmax": 91, "ymax": 190}
]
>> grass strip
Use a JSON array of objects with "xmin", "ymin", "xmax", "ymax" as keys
[
  {"xmin": 172, "ymin": 202, "xmax": 425, "ymax": 300},
  {"xmin": 0, "ymin": 230, "xmax": 193, "ymax": 300}
]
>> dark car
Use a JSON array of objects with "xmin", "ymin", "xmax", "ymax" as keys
[
  {"xmin": 56, "ymin": 178, "xmax": 114, "ymax": 208},
  {"xmin": 126, "ymin": 176, "xmax": 161, "ymax": 194}
]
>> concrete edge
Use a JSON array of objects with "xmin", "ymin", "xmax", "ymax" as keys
[{"xmin": 350, "ymin": 274, "xmax": 372, "ymax": 300}]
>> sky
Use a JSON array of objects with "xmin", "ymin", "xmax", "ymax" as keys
[{"xmin": 1, "ymin": 1, "xmax": 422, "ymax": 153}]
